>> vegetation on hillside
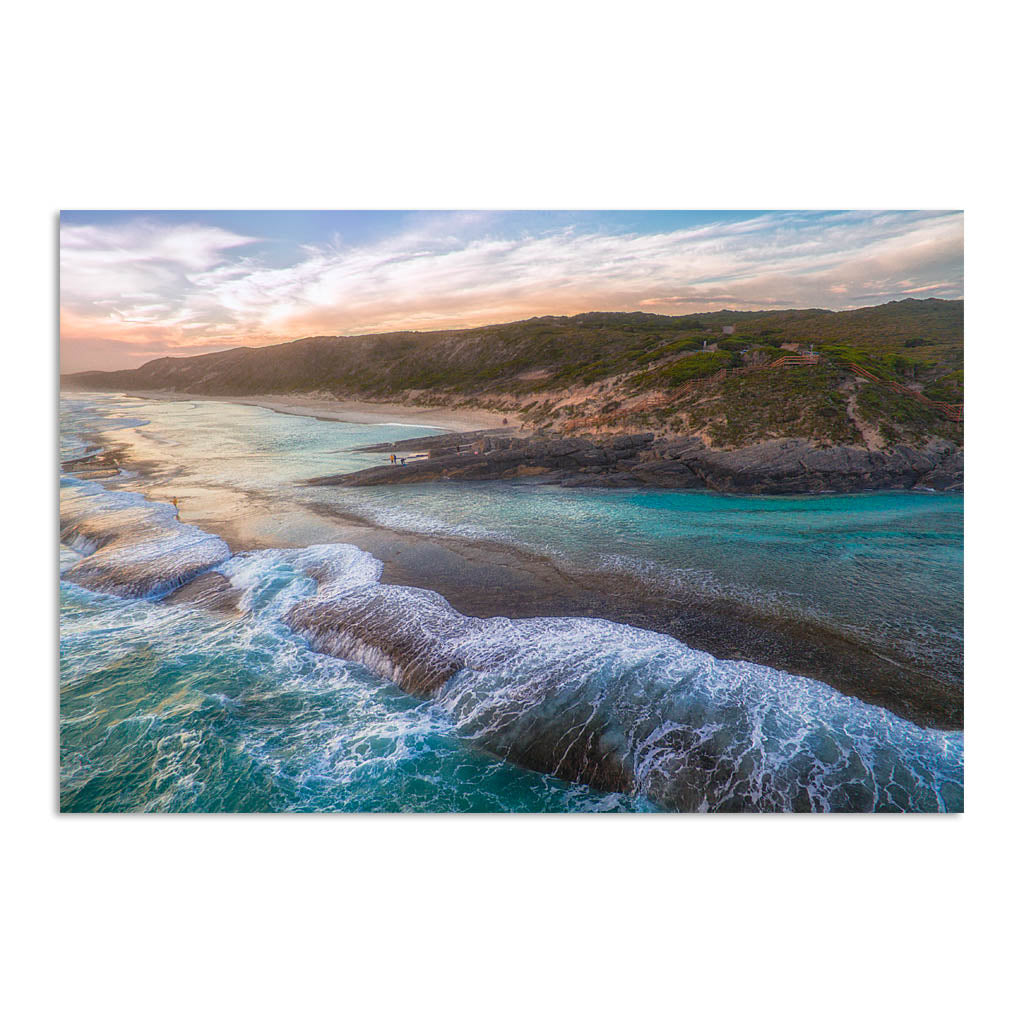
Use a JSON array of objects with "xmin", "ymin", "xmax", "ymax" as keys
[
  {"xmin": 62, "ymin": 298, "xmax": 964, "ymax": 449},
  {"xmin": 922, "ymin": 370, "xmax": 964, "ymax": 405},
  {"xmin": 634, "ymin": 350, "xmax": 735, "ymax": 389},
  {"xmin": 855, "ymin": 383, "xmax": 962, "ymax": 444},
  {"xmin": 684, "ymin": 364, "xmax": 860, "ymax": 448}
]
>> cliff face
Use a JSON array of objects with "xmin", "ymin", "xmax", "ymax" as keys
[{"xmin": 62, "ymin": 299, "xmax": 963, "ymax": 454}]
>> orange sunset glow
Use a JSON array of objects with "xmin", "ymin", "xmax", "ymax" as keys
[{"xmin": 60, "ymin": 210, "xmax": 965, "ymax": 373}]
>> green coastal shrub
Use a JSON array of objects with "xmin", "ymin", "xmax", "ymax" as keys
[
  {"xmin": 635, "ymin": 350, "xmax": 733, "ymax": 389},
  {"xmin": 716, "ymin": 337, "xmax": 750, "ymax": 354},
  {"xmin": 923, "ymin": 370, "xmax": 964, "ymax": 404},
  {"xmin": 749, "ymin": 345, "xmax": 785, "ymax": 362},
  {"xmin": 679, "ymin": 364, "xmax": 860, "ymax": 447},
  {"xmin": 855, "ymin": 382, "xmax": 960, "ymax": 443}
]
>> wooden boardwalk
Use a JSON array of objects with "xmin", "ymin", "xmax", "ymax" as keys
[{"xmin": 563, "ymin": 349, "xmax": 962, "ymax": 432}]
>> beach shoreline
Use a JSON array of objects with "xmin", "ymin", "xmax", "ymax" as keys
[
  {"xmin": 69, "ymin": 432, "xmax": 963, "ymax": 732},
  {"xmin": 64, "ymin": 394, "xmax": 962, "ymax": 732},
  {"xmin": 123, "ymin": 390, "xmax": 521, "ymax": 433}
]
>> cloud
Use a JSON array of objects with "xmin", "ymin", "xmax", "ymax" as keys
[
  {"xmin": 59, "ymin": 210, "xmax": 963, "ymax": 372},
  {"xmin": 60, "ymin": 219, "xmax": 259, "ymax": 323}
]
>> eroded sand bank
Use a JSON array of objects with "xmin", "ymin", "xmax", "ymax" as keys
[{"xmin": 72, "ymin": 398, "xmax": 962, "ymax": 732}]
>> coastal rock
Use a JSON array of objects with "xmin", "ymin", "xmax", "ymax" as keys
[
  {"xmin": 279, "ymin": 548, "xmax": 962, "ymax": 811},
  {"xmin": 681, "ymin": 439, "xmax": 963, "ymax": 495},
  {"xmin": 917, "ymin": 448, "xmax": 964, "ymax": 491},
  {"xmin": 60, "ymin": 485, "xmax": 231, "ymax": 598},
  {"xmin": 310, "ymin": 429, "xmax": 963, "ymax": 495},
  {"xmin": 285, "ymin": 584, "xmax": 479, "ymax": 696}
]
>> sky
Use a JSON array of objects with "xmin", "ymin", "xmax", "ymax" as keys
[{"xmin": 59, "ymin": 210, "xmax": 964, "ymax": 372}]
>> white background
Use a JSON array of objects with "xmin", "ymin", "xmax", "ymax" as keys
[{"xmin": 3, "ymin": 2, "xmax": 1020, "ymax": 1021}]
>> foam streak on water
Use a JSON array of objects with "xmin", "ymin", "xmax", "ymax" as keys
[
  {"xmin": 60, "ymin": 473, "xmax": 963, "ymax": 812},
  {"xmin": 278, "ymin": 545, "xmax": 963, "ymax": 811},
  {"xmin": 61, "ymin": 478, "xmax": 231, "ymax": 598},
  {"xmin": 58, "ymin": 393, "xmax": 964, "ymax": 812}
]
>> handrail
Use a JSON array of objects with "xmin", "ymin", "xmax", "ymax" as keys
[
  {"xmin": 842, "ymin": 360, "xmax": 962, "ymax": 421},
  {"xmin": 562, "ymin": 350, "xmax": 962, "ymax": 431},
  {"xmin": 768, "ymin": 353, "xmax": 821, "ymax": 369}
]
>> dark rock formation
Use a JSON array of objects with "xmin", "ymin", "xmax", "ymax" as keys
[
  {"xmin": 278, "ymin": 552, "xmax": 961, "ymax": 811},
  {"xmin": 285, "ymin": 584, "xmax": 478, "ymax": 697},
  {"xmin": 60, "ymin": 486, "xmax": 231, "ymax": 599},
  {"xmin": 163, "ymin": 571, "xmax": 242, "ymax": 614},
  {"xmin": 309, "ymin": 432, "xmax": 963, "ymax": 495}
]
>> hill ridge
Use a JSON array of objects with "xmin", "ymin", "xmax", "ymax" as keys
[{"xmin": 62, "ymin": 298, "xmax": 963, "ymax": 449}]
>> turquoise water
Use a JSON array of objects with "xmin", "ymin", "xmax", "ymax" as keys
[
  {"xmin": 59, "ymin": 394, "xmax": 964, "ymax": 812},
  {"xmin": 329, "ymin": 483, "xmax": 963, "ymax": 681},
  {"xmin": 68, "ymin": 393, "xmax": 962, "ymax": 680},
  {"xmin": 61, "ymin": 546, "xmax": 639, "ymax": 812}
]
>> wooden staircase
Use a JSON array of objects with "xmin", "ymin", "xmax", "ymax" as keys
[
  {"xmin": 846, "ymin": 362, "xmax": 963, "ymax": 423},
  {"xmin": 563, "ymin": 349, "xmax": 963, "ymax": 431}
]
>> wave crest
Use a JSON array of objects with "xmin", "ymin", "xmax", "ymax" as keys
[{"xmin": 60, "ymin": 478, "xmax": 964, "ymax": 811}]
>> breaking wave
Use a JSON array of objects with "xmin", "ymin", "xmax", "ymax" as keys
[
  {"xmin": 60, "ymin": 475, "xmax": 964, "ymax": 812},
  {"xmin": 60, "ymin": 477, "xmax": 230, "ymax": 598}
]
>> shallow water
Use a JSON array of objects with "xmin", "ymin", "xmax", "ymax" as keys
[
  {"xmin": 61, "ymin": 548, "xmax": 642, "ymax": 812},
  {"xmin": 59, "ymin": 393, "xmax": 964, "ymax": 812},
  {"xmin": 64, "ymin": 394, "xmax": 963, "ymax": 681}
]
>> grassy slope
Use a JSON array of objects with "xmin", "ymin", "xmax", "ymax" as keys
[{"xmin": 63, "ymin": 299, "xmax": 963, "ymax": 448}]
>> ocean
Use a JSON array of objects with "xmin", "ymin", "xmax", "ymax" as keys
[{"xmin": 59, "ymin": 393, "xmax": 964, "ymax": 811}]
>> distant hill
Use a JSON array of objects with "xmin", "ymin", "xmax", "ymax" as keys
[{"xmin": 62, "ymin": 298, "xmax": 963, "ymax": 449}]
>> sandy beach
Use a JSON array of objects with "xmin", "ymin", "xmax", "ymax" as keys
[
  {"xmin": 68, "ymin": 392, "xmax": 962, "ymax": 732},
  {"xmin": 126, "ymin": 391, "xmax": 522, "ymax": 433},
  {"xmin": 75, "ymin": 426, "xmax": 962, "ymax": 732}
]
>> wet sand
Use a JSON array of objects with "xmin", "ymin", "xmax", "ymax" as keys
[
  {"xmin": 157, "ymin": 474, "xmax": 960, "ymax": 731},
  {"xmin": 125, "ymin": 391, "xmax": 522, "ymax": 433},
  {"xmin": 75, "ymin": 429, "xmax": 963, "ymax": 733}
]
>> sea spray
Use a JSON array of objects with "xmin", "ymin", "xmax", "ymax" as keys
[
  {"xmin": 60, "ymin": 477, "xmax": 230, "ymax": 598},
  {"xmin": 60, "ymin": 474, "xmax": 964, "ymax": 811},
  {"xmin": 276, "ymin": 544, "xmax": 964, "ymax": 811}
]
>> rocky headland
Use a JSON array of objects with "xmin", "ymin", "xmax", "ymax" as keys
[
  {"xmin": 309, "ymin": 428, "xmax": 964, "ymax": 494},
  {"xmin": 64, "ymin": 300, "xmax": 963, "ymax": 495}
]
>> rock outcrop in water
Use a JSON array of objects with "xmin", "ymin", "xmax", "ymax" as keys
[
  {"xmin": 311, "ymin": 431, "xmax": 964, "ymax": 494},
  {"xmin": 60, "ymin": 477, "xmax": 964, "ymax": 812},
  {"xmin": 276, "ymin": 545, "xmax": 964, "ymax": 811},
  {"xmin": 60, "ymin": 479, "xmax": 231, "ymax": 598}
]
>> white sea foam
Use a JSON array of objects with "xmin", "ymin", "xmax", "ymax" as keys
[
  {"xmin": 60, "ymin": 477, "xmax": 230, "ymax": 598},
  {"xmin": 59, "ymin": 473, "xmax": 964, "ymax": 812},
  {"xmin": 281, "ymin": 545, "xmax": 964, "ymax": 811}
]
